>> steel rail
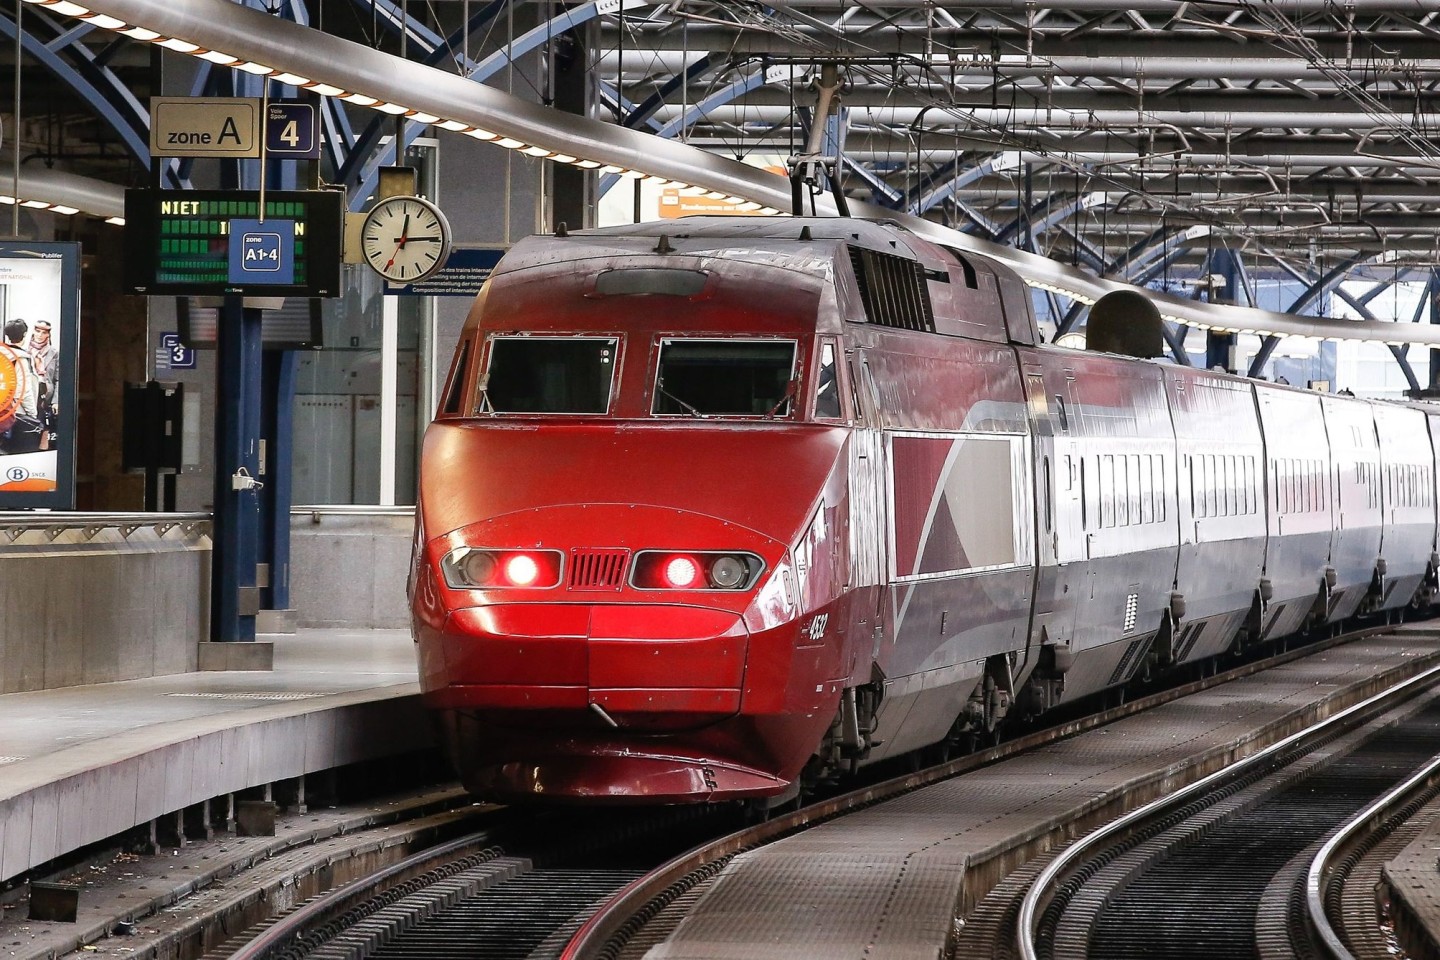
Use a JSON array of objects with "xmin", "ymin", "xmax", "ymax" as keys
[
  {"xmin": 1016, "ymin": 662, "xmax": 1440, "ymax": 960},
  {"xmin": 1304, "ymin": 744, "xmax": 1440, "ymax": 958},
  {"xmin": 49, "ymin": 0, "xmax": 1440, "ymax": 349},
  {"xmin": 227, "ymin": 829, "xmax": 502, "ymax": 960}
]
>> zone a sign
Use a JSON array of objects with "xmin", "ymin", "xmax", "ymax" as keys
[{"xmin": 150, "ymin": 98, "xmax": 261, "ymax": 158}]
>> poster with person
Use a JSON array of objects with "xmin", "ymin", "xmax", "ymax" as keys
[{"xmin": 0, "ymin": 243, "xmax": 79, "ymax": 508}]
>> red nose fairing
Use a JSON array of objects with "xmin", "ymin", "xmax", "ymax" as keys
[{"xmin": 411, "ymin": 421, "xmax": 848, "ymax": 803}]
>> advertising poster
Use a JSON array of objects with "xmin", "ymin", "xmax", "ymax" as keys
[{"xmin": 0, "ymin": 243, "xmax": 79, "ymax": 508}]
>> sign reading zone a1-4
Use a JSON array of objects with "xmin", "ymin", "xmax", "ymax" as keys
[
  {"xmin": 227, "ymin": 218, "xmax": 296, "ymax": 285},
  {"xmin": 266, "ymin": 101, "xmax": 320, "ymax": 159}
]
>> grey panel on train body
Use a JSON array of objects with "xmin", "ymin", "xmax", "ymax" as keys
[
  {"xmin": 1370, "ymin": 402, "xmax": 1434, "ymax": 610},
  {"xmin": 1166, "ymin": 368, "xmax": 1267, "ymax": 662},
  {"xmin": 1023, "ymin": 350, "xmax": 1178, "ymax": 697},
  {"xmin": 1254, "ymin": 386, "xmax": 1335, "ymax": 641},
  {"xmin": 837, "ymin": 242, "xmax": 1037, "ymax": 762},
  {"xmin": 1320, "ymin": 396, "xmax": 1385, "ymax": 622}
]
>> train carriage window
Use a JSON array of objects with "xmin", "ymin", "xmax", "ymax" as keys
[
  {"xmin": 1203, "ymin": 457, "xmax": 1215, "ymax": 521},
  {"xmin": 1123, "ymin": 451, "xmax": 1134, "ymax": 526},
  {"xmin": 653, "ymin": 338, "xmax": 797, "ymax": 416},
  {"xmin": 1102, "ymin": 454, "xmax": 1115, "ymax": 528},
  {"xmin": 481, "ymin": 336, "xmax": 618, "ymax": 414},
  {"xmin": 1228, "ymin": 456, "xmax": 1236, "ymax": 515},
  {"xmin": 1141, "ymin": 454, "xmax": 1155, "ymax": 524},
  {"xmin": 1155, "ymin": 456, "xmax": 1166, "ymax": 522},
  {"xmin": 1188, "ymin": 456, "xmax": 1197, "ymax": 518}
]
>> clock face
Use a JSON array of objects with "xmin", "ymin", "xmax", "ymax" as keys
[{"xmin": 360, "ymin": 196, "xmax": 452, "ymax": 283}]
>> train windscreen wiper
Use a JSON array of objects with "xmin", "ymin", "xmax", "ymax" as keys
[{"xmin": 655, "ymin": 377, "xmax": 707, "ymax": 418}]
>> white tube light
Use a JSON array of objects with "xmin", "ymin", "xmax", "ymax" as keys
[
  {"xmin": 82, "ymin": 12, "xmax": 125, "ymax": 28},
  {"xmin": 105, "ymin": 216, "xmax": 125, "ymax": 226},
  {"xmin": 157, "ymin": 37, "xmax": 199, "ymax": 52},
  {"xmin": 308, "ymin": 82, "xmax": 345, "ymax": 97},
  {"xmin": 374, "ymin": 101, "xmax": 408, "ymax": 115},
  {"xmin": 120, "ymin": 25, "xmax": 159, "ymax": 39},
  {"xmin": 435, "ymin": 119, "xmax": 469, "ymax": 132},
  {"xmin": 197, "ymin": 50, "xmax": 237, "ymax": 64},
  {"xmin": 271, "ymin": 72, "xmax": 310, "ymax": 85},
  {"xmin": 407, "ymin": 111, "xmax": 440, "ymax": 124},
  {"xmin": 235, "ymin": 61, "xmax": 274, "ymax": 75},
  {"xmin": 495, "ymin": 137, "xmax": 526, "ymax": 149},
  {"xmin": 343, "ymin": 92, "xmax": 379, "ymax": 105}
]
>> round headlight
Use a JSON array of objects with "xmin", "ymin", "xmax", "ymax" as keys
[
  {"xmin": 505, "ymin": 554, "xmax": 541, "ymax": 586},
  {"xmin": 710, "ymin": 555, "xmax": 747, "ymax": 589},
  {"xmin": 663, "ymin": 555, "xmax": 702, "ymax": 588},
  {"xmin": 461, "ymin": 550, "xmax": 496, "ymax": 585}
]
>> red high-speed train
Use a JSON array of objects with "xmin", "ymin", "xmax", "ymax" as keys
[{"xmin": 409, "ymin": 217, "xmax": 1439, "ymax": 805}]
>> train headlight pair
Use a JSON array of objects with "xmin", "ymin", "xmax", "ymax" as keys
[
  {"xmin": 631, "ymin": 551, "xmax": 763, "ymax": 591},
  {"xmin": 441, "ymin": 547, "xmax": 562, "ymax": 589}
]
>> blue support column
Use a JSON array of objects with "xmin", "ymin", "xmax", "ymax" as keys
[
  {"xmin": 1431, "ymin": 270, "xmax": 1440, "ymax": 391},
  {"xmin": 211, "ymin": 294, "xmax": 263, "ymax": 643},
  {"xmin": 1205, "ymin": 247, "xmax": 1242, "ymax": 374},
  {"xmin": 261, "ymin": 349, "xmax": 297, "ymax": 612}
]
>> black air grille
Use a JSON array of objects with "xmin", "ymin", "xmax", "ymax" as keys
[
  {"xmin": 568, "ymin": 548, "xmax": 630, "ymax": 590},
  {"xmin": 848, "ymin": 246, "xmax": 936, "ymax": 332}
]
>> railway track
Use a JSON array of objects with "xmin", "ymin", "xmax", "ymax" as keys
[
  {"xmin": 174, "ymin": 626, "xmax": 1432, "ymax": 960},
  {"xmin": 1017, "ymin": 661, "xmax": 1440, "ymax": 960},
  {"xmin": 216, "ymin": 807, "xmax": 735, "ymax": 960}
]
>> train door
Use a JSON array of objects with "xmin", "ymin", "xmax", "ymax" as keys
[
  {"xmin": 846, "ymin": 351, "xmax": 888, "ymax": 670},
  {"xmin": 1052, "ymin": 373, "xmax": 1086, "ymax": 565},
  {"xmin": 1025, "ymin": 372, "xmax": 1057, "ymax": 569}
]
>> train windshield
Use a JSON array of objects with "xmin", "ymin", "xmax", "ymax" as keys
[
  {"xmin": 653, "ymin": 338, "xmax": 797, "ymax": 417},
  {"xmin": 480, "ymin": 336, "xmax": 617, "ymax": 414}
]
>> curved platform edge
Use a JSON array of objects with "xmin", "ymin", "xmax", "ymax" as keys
[{"xmin": 0, "ymin": 682, "xmax": 431, "ymax": 884}]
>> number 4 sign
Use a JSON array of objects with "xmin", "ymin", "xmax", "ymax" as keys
[{"xmin": 265, "ymin": 101, "xmax": 320, "ymax": 159}]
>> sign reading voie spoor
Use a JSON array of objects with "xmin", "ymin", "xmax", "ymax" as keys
[{"xmin": 150, "ymin": 97, "xmax": 261, "ymax": 158}]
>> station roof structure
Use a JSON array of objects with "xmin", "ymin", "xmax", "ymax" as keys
[{"xmin": 14, "ymin": 0, "xmax": 1440, "ymax": 350}]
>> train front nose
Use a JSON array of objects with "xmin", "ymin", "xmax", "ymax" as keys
[
  {"xmin": 413, "ymin": 501, "xmax": 802, "ymax": 802},
  {"xmin": 433, "ymin": 601, "xmax": 749, "ymax": 728}
]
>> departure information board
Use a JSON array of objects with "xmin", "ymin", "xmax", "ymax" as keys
[{"xmin": 123, "ymin": 189, "xmax": 344, "ymax": 297}]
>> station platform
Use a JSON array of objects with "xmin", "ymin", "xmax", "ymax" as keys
[
  {"xmin": 0, "ymin": 629, "xmax": 428, "ymax": 885},
  {"xmin": 644, "ymin": 626, "xmax": 1440, "ymax": 960}
]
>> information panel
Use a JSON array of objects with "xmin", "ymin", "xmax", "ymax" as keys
[
  {"xmin": 123, "ymin": 189, "xmax": 344, "ymax": 297},
  {"xmin": 0, "ymin": 242, "xmax": 80, "ymax": 509}
]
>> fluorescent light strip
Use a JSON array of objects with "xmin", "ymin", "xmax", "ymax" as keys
[{"xmin": 17, "ymin": 0, "xmax": 791, "ymax": 220}]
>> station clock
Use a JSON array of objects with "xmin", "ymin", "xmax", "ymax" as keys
[{"xmin": 359, "ymin": 195, "xmax": 452, "ymax": 284}]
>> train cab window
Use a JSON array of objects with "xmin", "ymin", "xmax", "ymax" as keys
[
  {"xmin": 653, "ymin": 338, "xmax": 797, "ymax": 417},
  {"xmin": 480, "ymin": 336, "xmax": 618, "ymax": 414},
  {"xmin": 815, "ymin": 341, "xmax": 842, "ymax": 419}
]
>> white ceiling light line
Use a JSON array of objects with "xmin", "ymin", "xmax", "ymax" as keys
[
  {"xmin": 19, "ymin": 0, "xmax": 792, "ymax": 214},
  {"xmin": 4, "ymin": 168, "xmax": 126, "ymax": 222},
  {"xmin": 31, "ymin": 0, "xmax": 1440, "ymax": 346}
]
